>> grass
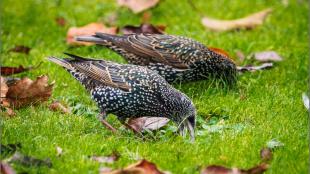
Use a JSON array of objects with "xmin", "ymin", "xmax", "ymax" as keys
[{"xmin": 1, "ymin": 0, "xmax": 309, "ymax": 173}]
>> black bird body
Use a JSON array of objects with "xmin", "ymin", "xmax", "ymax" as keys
[
  {"xmin": 76, "ymin": 33, "xmax": 237, "ymax": 84},
  {"xmin": 48, "ymin": 54, "xmax": 196, "ymax": 139}
]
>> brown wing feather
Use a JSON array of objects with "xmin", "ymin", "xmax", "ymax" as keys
[
  {"xmin": 112, "ymin": 34, "xmax": 189, "ymax": 69},
  {"xmin": 71, "ymin": 61, "xmax": 131, "ymax": 92}
]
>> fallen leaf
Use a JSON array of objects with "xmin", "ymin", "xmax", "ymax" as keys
[
  {"xmin": 202, "ymin": 8, "xmax": 272, "ymax": 31},
  {"xmin": 236, "ymin": 50, "xmax": 246, "ymax": 62},
  {"xmin": 101, "ymin": 159, "xmax": 165, "ymax": 174},
  {"xmin": 266, "ymin": 139, "xmax": 284, "ymax": 149},
  {"xmin": 117, "ymin": 0, "xmax": 160, "ymax": 13},
  {"xmin": 1, "ymin": 62, "xmax": 42, "ymax": 76},
  {"xmin": 56, "ymin": 146, "xmax": 63, "ymax": 157},
  {"xmin": 121, "ymin": 23, "xmax": 165, "ymax": 35},
  {"xmin": 201, "ymin": 163, "xmax": 268, "ymax": 174},
  {"xmin": 0, "ymin": 162, "xmax": 16, "ymax": 174},
  {"xmin": 260, "ymin": 148, "xmax": 272, "ymax": 161},
  {"xmin": 1, "ymin": 76, "xmax": 8, "ymax": 98},
  {"xmin": 9, "ymin": 45, "xmax": 31, "ymax": 54},
  {"xmin": 49, "ymin": 101, "xmax": 70, "ymax": 114},
  {"xmin": 67, "ymin": 23, "xmax": 118, "ymax": 45},
  {"xmin": 9, "ymin": 152, "xmax": 52, "ymax": 168},
  {"xmin": 91, "ymin": 151, "xmax": 120, "ymax": 164},
  {"xmin": 302, "ymin": 93, "xmax": 309, "ymax": 110},
  {"xmin": 56, "ymin": 17, "xmax": 66, "ymax": 26},
  {"xmin": 254, "ymin": 51, "xmax": 283, "ymax": 62},
  {"xmin": 4, "ymin": 75, "xmax": 53, "ymax": 108},
  {"xmin": 127, "ymin": 117, "xmax": 170, "ymax": 133},
  {"xmin": 237, "ymin": 63, "xmax": 273, "ymax": 73}
]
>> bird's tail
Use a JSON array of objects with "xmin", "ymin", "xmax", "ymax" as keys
[
  {"xmin": 75, "ymin": 32, "xmax": 122, "ymax": 45},
  {"xmin": 47, "ymin": 56, "xmax": 73, "ymax": 70}
]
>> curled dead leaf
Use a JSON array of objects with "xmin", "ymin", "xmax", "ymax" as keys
[
  {"xmin": 9, "ymin": 45, "xmax": 31, "ymax": 54},
  {"xmin": 49, "ymin": 101, "xmax": 70, "ymax": 114},
  {"xmin": 127, "ymin": 117, "xmax": 170, "ymax": 133},
  {"xmin": 202, "ymin": 8, "xmax": 272, "ymax": 31},
  {"xmin": 121, "ymin": 23, "xmax": 165, "ymax": 35},
  {"xmin": 101, "ymin": 159, "xmax": 165, "ymax": 174},
  {"xmin": 117, "ymin": 0, "xmax": 160, "ymax": 14},
  {"xmin": 5, "ymin": 75, "xmax": 53, "ymax": 108},
  {"xmin": 201, "ymin": 163, "xmax": 269, "ymax": 174},
  {"xmin": 67, "ymin": 23, "xmax": 118, "ymax": 45}
]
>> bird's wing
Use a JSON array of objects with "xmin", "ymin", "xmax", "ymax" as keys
[
  {"xmin": 49, "ymin": 54, "xmax": 131, "ymax": 92},
  {"xmin": 117, "ymin": 34, "xmax": 207, "ymax": 69},
  {"xmin": 71, "ymin": 60, "xmax": 131, "ymax": 92}
]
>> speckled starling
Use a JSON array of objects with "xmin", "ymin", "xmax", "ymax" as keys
[
  {"xmin": 76, "ymin": 33, "xmax": 237, "ymax": 84},
  {"xmin": 48, "ymin": 53, "xmax": 196, "ymax": 139}
]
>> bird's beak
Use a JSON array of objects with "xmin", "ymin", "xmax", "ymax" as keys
[{"xmin": 178, "ymin": 118, "xmax": 195, "ymax": 141}]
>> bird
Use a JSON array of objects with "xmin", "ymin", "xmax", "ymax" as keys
[
  {"xmin": 76, "ymin": 33, "xmax": 237, "ymax": 85},
  {"xmin": 48, "ymin": 53, "xmax": 196, "ymax": 140}
]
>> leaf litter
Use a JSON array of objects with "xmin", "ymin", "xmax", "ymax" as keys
[
  {"xmin": 1, "ymin": 62, "xmax": 42, "ymax": 76},
  {"xmin": 201, "ymin": 8, "xmax": 272, "ymax": 31},
  {"xmin": 117, "ymin": 0, "xmax": 160, "ymax": 14}
]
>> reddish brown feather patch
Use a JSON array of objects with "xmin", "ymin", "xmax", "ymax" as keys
[{"xmin": 208, "ymin": 47, "xmax": 230, "ymax": 58}]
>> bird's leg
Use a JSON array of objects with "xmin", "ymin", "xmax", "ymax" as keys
[{"xmin": 97, "ymin": 111, "xmax": 117, "ymax": 133}]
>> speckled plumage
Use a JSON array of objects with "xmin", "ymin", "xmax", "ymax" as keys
[
  {"xmin": 76, "ymin": 33, "xmax": 237, "ymax": 84},
  {"xmin": 48, "ymin": 53, "xmax": 196, "ymax": 139}
]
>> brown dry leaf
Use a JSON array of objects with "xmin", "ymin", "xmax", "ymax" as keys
[
  {"xmin": 91, "ymin": 151, "xmax": 120, "ymax": 164},
  {"xmin": 67, "ymin": 23, "xmax": 118, "ymax": 45},
  {"xmin": 121, "ymin": 24, "xmax": 165, "ymax": 35},
  {"xmin": 254, "ymin": 51, "xmax": 283, "ymax": 62},
  {"xmin": 202, "ymin": 8, "xmax": 272, "ymax": 31},
  {"xmin": 49, "ymin": 101, "xmax": 70, "ymax": 114},
  {"xmin": 9, "ymin": 45, "xmax": 31, "ymax": 54},
  {"xmin": 1, "ymin": 62, "xmax": 42, "ymax": 76},
  {"xmin": 5, "ymin": 75, "xmax": 53, "ymax": 108},
  {"xmin": 117, "ymin": 0, "xmax": 160, "ymax": 14},
  {"xmin": 101, "ymin": 159, "xmax": 165, "ymax": 174},
  {"xmin": 1, "ymin": 76, "xmax": 8, "ymax": 98},
  {"xmin": 201, "ymin": 163, "xmax": 268, "ymax": 174},
  {"xmin": 127, "ymin": 117, "xmax": 170, "ymax": 133},
  {"xmin": 237, "ymin": 63, "xmax": 273, "ymax": 73},
  {"xmin": 56, "ymin": 17, "xmax": 66, "ymax": 26},
  {"xmin": 0, "ymin": 162, "xmax": 16, "ymax": 174}
]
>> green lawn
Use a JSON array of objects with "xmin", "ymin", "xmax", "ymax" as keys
[{"xmin": 1, "ymin": 0, "xmax": 309, "ymax": 173}]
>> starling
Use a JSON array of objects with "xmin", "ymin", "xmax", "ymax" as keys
[
  {"xmin": 48, "ymin": 53, "xmax": 196, "ymax": 139},
  {"xmin": 76, "ymin": 33, "xmax": 237, "ymax": 84}
]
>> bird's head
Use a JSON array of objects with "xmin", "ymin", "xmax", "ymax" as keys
[
  {"xmin": 169, "ymin": 90, "xmax": 196, "ymax": 141},
  {"xmin": 206, "ymin": 47, "xmax": 237, "ymax": 86}
]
